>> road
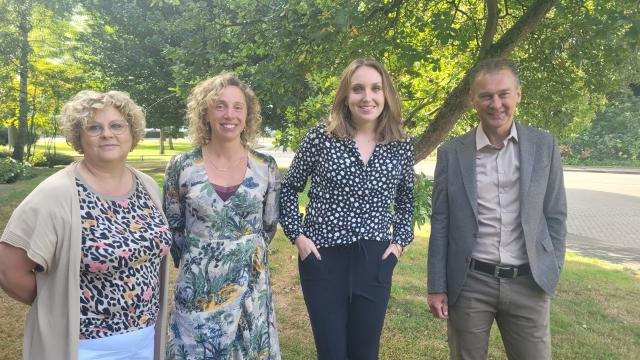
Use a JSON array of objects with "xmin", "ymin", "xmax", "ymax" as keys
[{"xmin": 563, "ymin": 170, "xmax": 640, "ymax": 269}]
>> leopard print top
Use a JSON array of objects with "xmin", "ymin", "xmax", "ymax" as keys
[{"xmin": 76, "ymin": 175, "xmax": 171, "ymax": 339}]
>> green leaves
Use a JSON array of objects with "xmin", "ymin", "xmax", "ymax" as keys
[
  {"xmin": 2, "ymin": 0, "xmax": 637, "ymax": 164},
  {"xmin": 412, "ymin": 173, "xmax": 433, "ymax": 228}
]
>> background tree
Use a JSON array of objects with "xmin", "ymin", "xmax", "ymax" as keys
[
  {"xmin": 0, "ymin": 0, "xmax": 76, "ymax": 162},
  {"xmin": 2, "ymin": 0, "xmax": 637, "ymax": 162},
  {"xmin": 565, "ymin": 84, "xmax": 640, "ymax": 162},
  {"xmin": 79, "ymin": 1, "xmax": 184, "ymax": 153},
  {"xmin": 153, "ymin": 0, "xmax": 638, "ymax": 162}
]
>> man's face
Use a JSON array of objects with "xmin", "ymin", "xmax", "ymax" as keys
[{"xmin": 469, "ymin": 69, "xmax": 522, "ymax": 134}]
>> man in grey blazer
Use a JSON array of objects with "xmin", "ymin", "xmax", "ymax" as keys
[{"xmin": 427, "ymin": 58, "xmax": 567, "ymax": 360}]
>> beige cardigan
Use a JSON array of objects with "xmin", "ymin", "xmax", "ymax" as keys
[{"xmin": 0, "ymin": 162, "xmax": 168, "ymax": 360}]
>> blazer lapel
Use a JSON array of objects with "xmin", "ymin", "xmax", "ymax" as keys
[
  {"xmin": 517, "ymin": 122, "xmax": 536, "ymax": 201},
  {"xmin": 456, "ymin": 130, "xmax": 478, "ymax": 220}
]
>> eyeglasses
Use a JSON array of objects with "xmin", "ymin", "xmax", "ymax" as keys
[{"xmin": 83, "ymin": 121, "xmax": 129, "ymax": 137}]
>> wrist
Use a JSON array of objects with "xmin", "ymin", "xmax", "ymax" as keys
[
  {"xmin": 294, "ymin": 234, "xmax": 309, "ymax": 245},
  {"xmin": 288, "ymin": 231, "xmax": 302, "ymax": 244}
]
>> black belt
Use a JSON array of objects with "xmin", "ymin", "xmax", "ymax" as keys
[{"xmin": 469, "ymin": 258, "xmax": 530, "ymax": 279}]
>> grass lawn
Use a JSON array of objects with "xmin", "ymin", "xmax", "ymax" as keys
[
  {"xmin": 0, "ymin": 164, "xmax": 639, "ymax": 359},
  {"xmin": 1, "ymin": 138, "xmax": 194, "ymax": 162}
]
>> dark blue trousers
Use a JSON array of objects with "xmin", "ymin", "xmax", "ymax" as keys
[{"xmin": 298, "ymin": 240, "xmax": 397, "ymax": 360}]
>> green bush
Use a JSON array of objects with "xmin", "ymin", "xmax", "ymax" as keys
[
  {"xmin": 0, "ymin": 128, "xmax": 8, "ymax": 145},
  {"xmin": 413, "ymin": 173, "xmax": 433, "ymax": 227},
  {"xmin": 562, "ymin": 90, "xmax": 640, "ymax": 162},
  {"xmin": 27, "ymin": 151, "xmax": 48, "ymax": 166},
  {"xmin": 0, "ymin": 149, "xmax": 12, "ymax": 159},
  {"xmin": 27, "ymin": 151, "xmax": 75, "ymax": 167},
  {"xmin": 144, "ymin": 129, "xmax": 184, "ymax": 139},
  {"xmin": 0, "ymin": 158, "xmax": 32, "ymax": 184}
]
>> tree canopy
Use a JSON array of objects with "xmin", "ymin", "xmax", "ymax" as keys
[
  {"xmin": 1, "ymin": 0, "xmax": 638, "ymax": 162},
  {"xmin": 1, "ymin": 0, "xmax": 82, "ymax": 160}
]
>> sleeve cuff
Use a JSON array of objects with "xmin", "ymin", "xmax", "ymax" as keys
[{"xmin": 1, "ymin": 231, "xmax": 49, "ymax": 272}]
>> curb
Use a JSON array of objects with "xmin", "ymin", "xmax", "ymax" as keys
[{"xmin": 563, "ymin": 166, "xmax": 640, "ymax": 175}]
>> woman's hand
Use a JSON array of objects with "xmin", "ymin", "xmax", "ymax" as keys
[
  {"xmin": 382, "ymin": 243, "xmax": 403, "ymax": 260},
  {"xmin": 0, "ymin": 242, "xmax": 38, "ymax": 305},
  {"xmin": 294, "ymin": 234, "xmax": 321, "ymax": 261}
]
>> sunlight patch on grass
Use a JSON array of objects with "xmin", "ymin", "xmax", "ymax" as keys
[{"xmin": 565, "ymin": 252, "xmax": 640, "ymax": 278}]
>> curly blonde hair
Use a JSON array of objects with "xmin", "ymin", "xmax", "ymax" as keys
[
  {"xmin": 58, "ymin": 90, "xmax": 146, "ymax": 154},
  {"xmin": 186, "ymin": 72, "xmax": 261, "ymax": 147},
  {"xmin": 326, "ymin": 58, "xmax": 406, "ymax": 144}
]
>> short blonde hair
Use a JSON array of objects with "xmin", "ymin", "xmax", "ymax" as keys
[
  {"xmin": 59, "ymin": 90, "xmax": 146, "ymax": 153},
  {"xmin": 186, "ymin": 72, "xmax": 261, "ymax": 147},
  {"xmin": 326, "ymin": 58, "xmax": 406, "ymax": 144}
]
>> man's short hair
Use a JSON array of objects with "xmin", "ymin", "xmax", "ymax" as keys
[{"xmin": 468, "ymin": 58, "xmax": 521, "ymax": 89}]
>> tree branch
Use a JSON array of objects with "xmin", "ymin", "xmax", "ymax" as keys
[
  {"xmin": 405, "ymin": 102, "xmax": 440, "ymax": 129},
  {"xmin": 478, "ymin": 0, "xmax": 498, "ymax": 59},
  {"xmin": 488, "ymin": 0, "xmax": 556, "ymax": 57},
  {"xmin": 413, "ymin": 0, "xmax": 557, "ymax": 162}
]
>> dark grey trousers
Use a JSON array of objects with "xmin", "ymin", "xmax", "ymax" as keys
[{"xmin": 448, "ymin": 270, "xmax": 551, "ymax": 360}]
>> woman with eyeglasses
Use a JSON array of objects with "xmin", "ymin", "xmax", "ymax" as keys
[{"xmin": 0, "ymin": 90, "xmax": 172, "ymax": 360}]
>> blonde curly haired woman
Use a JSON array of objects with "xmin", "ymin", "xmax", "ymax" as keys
[
  {"xmin": 0, "ymin": 90, "xmax": 172, "ymax": 360},
  {"xmin": 163, "ymin": 72, "xmax": 281, "ymax": 359}
]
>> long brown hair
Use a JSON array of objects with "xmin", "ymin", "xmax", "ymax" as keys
[{"xmin": 326, "ymin": 58, "xmax": 406, "ymax": 143}]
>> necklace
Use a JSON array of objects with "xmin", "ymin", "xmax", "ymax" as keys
[{"xmin": 204, "ymin": 145, "xmax": 246, "ymax": 172}]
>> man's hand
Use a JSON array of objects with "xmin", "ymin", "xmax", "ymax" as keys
[
  {"xmin": 295, "ymin": 234, "xmax": 321, "ymax": 261},
  {"xmin": 428, "ymin": 293, "xmax": 449, "ymax": 320}
]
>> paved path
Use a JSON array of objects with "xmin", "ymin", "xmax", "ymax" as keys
[
  {"xmin": 563, "ymin": 171, "xmax": 640, "ymax": 269},
  {"xmin": 259, "ymin": 139, "xmax": 640, "ymax": 269}
]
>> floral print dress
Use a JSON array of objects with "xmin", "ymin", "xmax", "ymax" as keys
[{"xmin": 164, "ymin": 148, "xmax": 281, "ymax": 360}]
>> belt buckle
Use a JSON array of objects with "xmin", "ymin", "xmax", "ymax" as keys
[{"xmin": 494, "ymin": 265, "xmax": 517, "ymax": 278}]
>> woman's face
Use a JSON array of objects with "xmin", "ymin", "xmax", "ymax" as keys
[
  {"xmin": 80, "ymin": 106, "xmax": 132, "ymax": 165},
  {"xmin": 206, "ymin": 85, "xmax": 247, "ymax": 143},
  {"xmin": 347, "ymin": 66, "xmax": 385, "ymax": 128}
]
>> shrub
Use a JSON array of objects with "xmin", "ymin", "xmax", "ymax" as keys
[
  {"xmin": 0, "ymin": 149, "xmax": 12, "ymax": 159},
  {"xmin": 562, "ymin": 90, "xmax": 640, "ymax": 162},
  {"xmin": 27, "ymin": 151, "xmax": 75, "ymax": 167},
  {"xmin": 413, "ymin": 173, "xmax": 433, "ymax": 227},
  {"xmin": 46, "ymin": 153, "xmax": 75, "ymax": 167},
  {"xmin": 27, "ymin": 151, "xmax": 48, "ymax": 166},
  {"xmin": 0, "ymin": 158, "xmax": 32, "ymax": 184},
  {"xmin": 144, "ymin": 129, "xmax": 184, "ymax": 139},
  {"xmin": 0, "ymin": 127, "xmax": 8, "ymax": 145},
  {"xmin": 558, "ymin": 144, "xmax": 572, "ymax": 159}
]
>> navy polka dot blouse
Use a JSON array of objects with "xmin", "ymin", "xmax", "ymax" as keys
[{"xmin": 279, "ymin": 124, "xmax": 415, "ymax": 248}]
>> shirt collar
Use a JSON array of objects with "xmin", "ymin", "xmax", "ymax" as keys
[{"xmin": 475, "ymin": 122, "xmax": 518, "ymax": 150}]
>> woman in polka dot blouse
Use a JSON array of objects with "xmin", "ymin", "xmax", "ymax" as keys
[{"xmin": 279, "ymin": 58, "xmax": 415, "ymax": 360}]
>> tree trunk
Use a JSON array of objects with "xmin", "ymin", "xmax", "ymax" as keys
[
  {"xmin": 12, "ymin": 2, "xmax": 33, "ymax": 162},
  {"xmin": 413, "ymin": 0, "xmax": 557, "ymax": 163},
  {"xmin": 26, "ymin": 75, "xmax": 38, "ymax": 160},
  {"xmin": 8, "ymin": 126, "xmax": 17, "ymax": 149},
  {"xmin": 168, "ymin": 136, "xmax": 174, "ymax": 150},
  {"xmin": 159, "ymin": 127, "xmax": 165, "ymax": 155}
]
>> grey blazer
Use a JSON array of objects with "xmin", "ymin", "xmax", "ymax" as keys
[{"xmin": 427, "ymin": 122, "xmax": 567, "ymax": 305}]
